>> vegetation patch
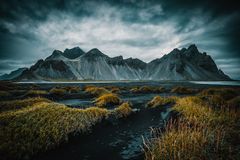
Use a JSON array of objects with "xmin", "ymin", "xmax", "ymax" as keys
[
  {"xmin": 171, "ymin": 86, "xmax": 198, "ymax": 94},
  {"xmin": 49, "ymin": 87, "xmax": 67, "ymax": 96},
  {"xmin": 112, "ymin": 102, "xmax": 132, "ymax": 118},
  {"xmin": 200, "ymin": 88, "xmax": 239, "ymax": 100},
  {"xmin": 144, "ymin": 96, "xmax": 240, "ymax": 160},
  {"xmin": 84, "ymin": 86, "xmax": 110, "ymax": 96},
  {"xmin": 199, "ymin": 88, "xmax": 239, "ymax": 108},
  {"xmin": 0, "ymin": 97, "xmax": 51, "ymax": 113},
  {"xmin": 130, "ymin": 86, "xmax": 165, "ymax": 93},
  {"xmin": 25, "ymin": 90, "xmax": 48, "ymax": 97},
  {"xmin": 94, "ymin": 93, "xmax": 122, "ymax": 107},
  {"xmin": 0, "ymin": 91, "xmax": 11, "ymax": 98},
  {"xmin": 63, "ymin": 86, "xmax": 81, "ymax": 93},
  {"xmin": 0, "ymin": 81, "xmax": 20, "ymax": 91},
  {"xmin": 0, "ymin": 101, "xmax": 109, "ymax": 160},
  {"xmin": 227, "ymin": 96, "xmax": 240, "ymax": 109},
  {"xmin": 146, "ymin": 96, "xmax": 177, "ymax": 108}
]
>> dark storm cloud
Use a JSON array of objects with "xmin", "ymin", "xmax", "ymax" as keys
[{"xmin": 0, "ymin": 0, "xmax": 240, "ymax": 79}]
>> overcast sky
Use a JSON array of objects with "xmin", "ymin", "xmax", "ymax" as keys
[{"xmin": 0, "ymin": 0, "xmax": 239, "ymax": 79}]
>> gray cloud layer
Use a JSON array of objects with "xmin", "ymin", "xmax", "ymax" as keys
[{"xmin": 0, "ymin": 0, "xmax": 240, "ymax": 79}]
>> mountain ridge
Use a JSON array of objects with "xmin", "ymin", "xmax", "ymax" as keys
[{"xmin": 5, "ymin": 44, "xmax": 231, "ymax": 81}]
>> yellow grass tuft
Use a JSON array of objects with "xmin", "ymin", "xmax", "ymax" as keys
[
  {"xmin": 49, "ymin": 87, "xmax": 66, "ymax": 95},
  {"xmin": 0, "ymin": 101, "xmax": 109, "ymax": 160},
  {"xmin": 200, "ymin": 88, "xmax": 239, "ymax": 100},
  {"xmin": 146, "ymin": 96, "xmax": 177, "ymax": 108},
  {"xmin": 171, "ymin": 86, "xmax": 197, "ymax": 94},
  {"xmin": 144, "ymin": 96, "xmax": 240, "ymax": 160},
  {"xmin": 130, "ymin": 86, "xmax": 165, "ymax": 93},
  {"xmin": 25, "ymin": 90, "xmax": 48, "ymax": 96},
  {"xmin": 112, "ymin": 102, "xmax": 132, "ymax": 118},
  {"xmin": 0, "ymin": 91, "xmax": 11, "ymax": 97},
  {"xmin": 84, "ymin": 86, "xmax": 110, "ymax": 96},
  {"xmin": 94, "ymin": 93, "xmax": 121, "ymax": 107},
  {"xmin": 0, "ymin": 97, "xmax": 51, "ymax": 113},
  {"xmin": 227, "ymin": 96, "xmax": 240, "ymax": 109},
  {"xmin": 63, "ymin": 86, "xmax": 81, "ymax": 93}
]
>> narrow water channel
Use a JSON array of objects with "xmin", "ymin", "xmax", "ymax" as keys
[{"xmin": 35, "ymin": 94, "xmax": 173, "ymax": 160}]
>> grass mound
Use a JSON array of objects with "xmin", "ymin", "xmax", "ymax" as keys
[
  {"xmin": 227, "ymin": 96, "xmax": 240, "ymax": 109},
  {"xmin": 200, "ymin": 88, "xmax": 239, "ymax": 100},
  {"xmin": 0, "ymin": 97, "xmax": 51, "ymax": 113},
  {"xmin": 112, "ymin": 102, "xmax": 132, "ymax": 118},
  {"xmin": 144, "ymin": 96, "xmax": 240, "ymax": 160},
  {"xmin": 63, "ymin": 86, "xmax": 81, "ymax": 93},
  {"xmin": 0, "ymin": 91, "xmax": 11, "ymax": 98},
  {"xmin": 0, "ymin": 81, "xmax": 20, "ymax": 91},
  {"xmin": 146, "ymin": 96, "xmax": 177, "ymax": 108},
  {"xmin": 199, "ymin": 88, "xmax": 239, "ymax": 108},
  {"xmin": 25, "ymin": 90, "xmax": 48, "ymax": 97},
  {"xmin": 84, "ymin": 86, "xmax": 110, "ymax": 96},
  {"xmin": 0, "ymin": 101, "xmax": 109, "ymax": 160},
  {"xmin": 94, "ymin": 93, "xmax": 121, "ymax": 107},
  {"xmin": 130, "ymin": 86, "xmax": 165, "ymax": 93},
  {"xmin": 171, "ymin": 86, "xmax": 197, "ymax": 94},
  {"xmin": 49, "ymin": 87, "xmax": 67, "ymax": 95}
]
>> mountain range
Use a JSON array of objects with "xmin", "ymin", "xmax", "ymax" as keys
[{"xmin": 0, "ymin": 44, "xmax": 231, "ymax": 81}]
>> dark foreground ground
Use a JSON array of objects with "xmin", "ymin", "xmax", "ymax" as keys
[{"xmin": 0, "ymin": 80, "xmax": 239, "ymax": 160}]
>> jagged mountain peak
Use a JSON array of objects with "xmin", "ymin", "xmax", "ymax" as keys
[
  {"xmin": 188, "ymin": 44, "xmax": 198, "ymax": 50},
  {"xmin": 124, "ymin": 57, "xmax": 147, "ymax": 70},
  {"xmin": 82, "ymin": 48, "xmax": 109, "ymax": 60},
  {"xmin": 63, "ymin": 47, "xmax": 85, "ymax": 59},
  {"xmin": 87, "ymin": 48, "xmax": 103, "ymax": 54},
  {"xmin": 112, "ymin": 55, "xmax": 124, "ymax": 60},
  {"xmin": 45, "ymin": 50, "xmax": 64, "ymax": 61},
  {"xmin": 184, "ymin": 44, "xmax": 199, "ymax": 55},
  {"xmin": 52, "ymin": 50, "xmax": 63, "ymax": 54}
]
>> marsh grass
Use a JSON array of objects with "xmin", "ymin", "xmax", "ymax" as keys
[
  {"xmin": 94, "ymin": 93, "xmax": 121, "ymax": 107},
  {"xmin": 227, "ymin": 96, "xmax": 240, "ymax": 109},
  {"xmin": 84, "ymin": 86, "xmax": 110, "ymax": 96},
  {"xmin": 49, "ymin": 87, "xmax": 67, "ymax": 95},
  {"xmin": 130, "ymin": 86, "xmax": 165, "ymax": 93},
  {"xmin": 0, "ymin": 101, "xmax": 109, "ymax": 160},
  {"xmin": 199, "ymin": 88, "xmax": 240, "ymax": 109},
  {"xmin": 200, "ymin": 88, "xmax": 239, "ymax": 100},
  {"xmin": 63, "ymin": 86, "xmax": 81, "ymax": 93},
  {"xmin": 0, "ymin": 81, "xmax": 20, "ymax": 91},
  {"xmin": 171, "ymin": 86, "xmax": 198, "ymax": 94},
  {"xmin": 112, "ymin": 102, "xmax": 132, "ymax": 118},
  {"xmin": 144, "ymin": 96, "xmax": 240, "ymax": 160},
  {"xmin": 0, "ymin": 91, "xmax": 11, "ymax": 97},
  {"xmin": 25, "ymin": 90, "xmax": 48, "ymax": 97},
  {"xmin": 146, "ymin": 96, "xmax": 177, "ymax": 108},
  {"xmin": 0, "ymin": 97, "xmax": 51, "ymax": 113}
]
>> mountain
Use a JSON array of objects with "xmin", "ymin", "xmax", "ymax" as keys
[
  {"xmin": 11, "ymin": 45, "xmax": 230, "ymax": 81},
  {"xmin": 62, "ymin": 47, "xmax": 85, "ymax": 59},
  {"xmin": 145, "ymin": 45, "xmax": 230, "ymax": 80},
  {"xmin": 0, "ymin": 68, "xmax": 27, "ymax": 80}
]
